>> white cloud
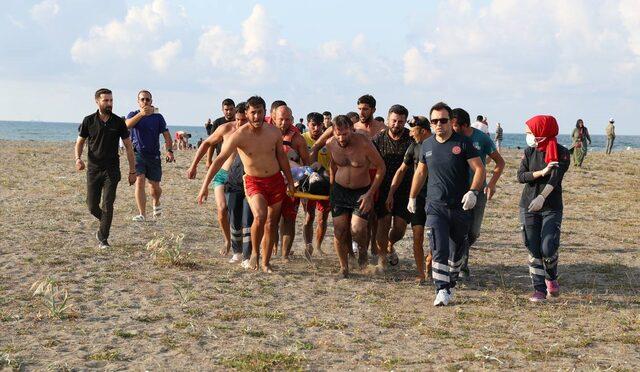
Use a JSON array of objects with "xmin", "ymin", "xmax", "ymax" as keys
[
  {"xmin": 403, "ymin": 47, "xmax": 440, "ymax": 85},
  {"xmin": 352, "ymin": 33, "xmax": 366, "ymax": 51},
  {"xmin": 242, "ymin": 4, "xmax": 272, "ymax": 55},
  {"xmin": 319, "ymin": 41, "xmax": 343, "ymax": 60},
  {"xmin": 7, "ymin": 15, "xmax": 25, "ymax": 29},
  {"xmin": 30, "ymin": 0, "xmax": 59, "ymax": 22},
  {"xmin": 71, "ymin": 0, "xmax": 174, "ymax": 64},
  {"xmin": 149, "ymin": 40, "xmax": 181, "ymax": 73},
  {"xmin": 619, "ymin": 0, "xmax": 640, "ymax": 56}
]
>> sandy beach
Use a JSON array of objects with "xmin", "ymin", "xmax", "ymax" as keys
[{"xmin": 0, "ymin": 139, "xmax": 638, "ymax": 370}]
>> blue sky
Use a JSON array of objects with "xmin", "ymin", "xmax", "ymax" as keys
[{"xmin": 1, "ymin": 0, "xmax": 639, "ymax": 134}]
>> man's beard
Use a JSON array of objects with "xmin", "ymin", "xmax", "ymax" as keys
[
  {"xmin": 390, "ymin": 126, "xmax": 402, "ymax": 136},
  {"xmin": 102, "ymin": 106, "xmax": 112, "ymax": 114}
]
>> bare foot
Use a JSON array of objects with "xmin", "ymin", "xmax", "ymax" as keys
[
  {"xmin": 249, "ymin": 254, "xmax": 259, "ymax": 271},
  {"xmin": 282, "ymin": 256, "xmax": 290, "ymax": 264},
  {"xmin": 219, "ymin": 240, "xmax": 230, "ymax": 256},
  {"xmin": 415, "ymin": 275, "xmax": 426, "ymax": 285},
  {"xmin": 315, "ymin": 244, "xmax": 325, "ymax": 255},
  {"xmin": 338, "ymin": 267, "xmax": 349, "ymax": 279},
  {"xmin": 261, "ymin": 264, "xmax": 274, "ymax": 273},
  {"xmin": 358, "ymin": 248, "xmax": 368, "ymax": 270}
]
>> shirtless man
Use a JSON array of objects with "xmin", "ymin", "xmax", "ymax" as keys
[
  {"xmin": 198, "ymin": 96, "xmax": 295, "ymax": 272},
  {"xmin": 326, "ymin": 115, "xmax": 385, "ymax": 277},
  {"xmin": 273, "ymin": 105, "xmax": 310, "ymax": 261},
  {"xmin": 187, "ymin": 103, "xmax": 247, "ymax": 257}
]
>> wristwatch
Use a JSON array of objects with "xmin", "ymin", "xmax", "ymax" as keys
[
  {"xmin": 470, "ymin": 189, "xmax": 480, "ymax": 196},
  {"xmin": 167, "ymin": 148, "xmax": 174, "ymax": 153}
]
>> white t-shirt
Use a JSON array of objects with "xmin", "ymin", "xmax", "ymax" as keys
[{"xmin": 471, "ymin": 121, "xmax": 489, "ymax": 134}]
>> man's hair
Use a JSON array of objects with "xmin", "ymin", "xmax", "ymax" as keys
[
  {"xmin": 222, "ymin": 98, "xmax": 235, "ymax": 107},
  {"xmin": 333, "ymin": 115, "xmax": 353, "ymax": 130},
  {"xmin": 235, "ymin": 102, "xmax": 247, "ymax": 114},
  {"xmin": 375, "ymin": 116, "xmax": 385, "ymax": 122},
  {"xmin": 452, "ymin": 108, "xmax": 471, "ymax": 127},
  {"xmin": 429, "ymin": 102, "xmax": 453, "ymax": 119},
  {"xmin": 307, "ymin": 112, "xmax": 323, "ymax": 124},
  {"xmin": 322, "ymin": 111, "xmax": 332, "ymax": 117},
  {"xmin": 411, "ymin": 115, "xmax": 432, "ymax": 132},
  {"xmin": 387, "ymin": 104, "xmax": 408, "ymax": 118},
  {"xmin": 95, "ymin": 88, "xmax": 112, "ymax": 99},
  {"xmin": 346, "ymin": 111, "xmax": 360, "ymax": 121},
  {"xmin": 246, "ymin": 96, "xmax": 266, "ymax": 110},
  {"xmin": 138, "ymin": 90, "xmax": 152, "ymax": 99},
  {"xmin": 357, "ymin": 94, "xmax": 376, "ymax": 108},
  {"xmin": 270, "ymin": 100, "xmax": 287, "ymax": 112},
  {"xmin": 476, "ymin": 115, "xmax": 484, "ymax": 122}
]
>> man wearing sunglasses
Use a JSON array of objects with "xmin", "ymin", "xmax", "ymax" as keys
[
  {"xmin": 408, "ymin": 102, "xmax": 485, "ymax": 306},
  {"xmin": 125, "ymin": 90, "xmax": 174, "ymax": 222}
]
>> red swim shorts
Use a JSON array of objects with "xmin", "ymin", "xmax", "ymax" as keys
[
  {"xmin": 282, "ymin": 195, "xmax": 300, "ymax": 221},
  {"xmin": 305, "ymin": 199, "xmax": 330, "ymax": 213},
  {"xmin": 244, "ymin": 173, "xmax": 286, "ymax": 206}
]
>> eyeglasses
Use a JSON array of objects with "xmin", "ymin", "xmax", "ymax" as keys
[
  {"xmin": 430, "ymin": 118, "xmax": 449, "ymax": 125},
  {"xmin": 139, "ymin": 97, "xmax": 151, "ymax": 102}
]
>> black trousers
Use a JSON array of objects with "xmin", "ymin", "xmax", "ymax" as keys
[
  {"xmin": 86, "ymin": 165, "xmax": 121, "ymax": 241},
  {"xmin": 519, "ymin": 208, "xmax": 562, "ymax": 293},
  {"xmin": 226, "ymin": 191, "xmax": 253, "ymax": 260}
]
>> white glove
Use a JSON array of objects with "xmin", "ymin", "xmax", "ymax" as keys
[
  {"xmin": 461, "ymin": 191, "xmax": 477, "ymax": 210},
  {"xmin": 407, "ymin": 198, "xmax": 417, "ymax": 214},
  {"xmin": 528, "ymin": 194, "xmax": 545, "ymax": 212}
]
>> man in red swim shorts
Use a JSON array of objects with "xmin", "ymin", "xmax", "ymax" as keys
[{"xmin": 198, "ymin": 96, "xmax": 295, "ymax": 273}]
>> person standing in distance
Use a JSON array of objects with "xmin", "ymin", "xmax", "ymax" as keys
[
  {"xmin": 207, "ymin": 98, "xmax": 235, "ymax": 167},
  {"xmin": 75, "ymin": 88, "xmax": 137, "ymax": 248},
  {"xmin": 517, "ymin": 115, "xmax": 570, "ymax": 302},
  {"xmin": 126, "ymin": 90, "xmax": 174, "ymax": 222},
  {"xmin": 494, "ymin": 123, "xmax": 504, "ymax": 153},
  {"xmin": 322, "ymin": 111, "xmax": 332, "ymax": 129},
  {"xmin": 408, "ymin": 102, "xmax": 485, "ymax": 306},
  {"xmin": 605, "ymin": 118, "xmax": 615, "ymax": 155}
]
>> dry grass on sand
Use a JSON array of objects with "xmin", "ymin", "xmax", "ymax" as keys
[{"xmin": 0, "ymin": 140, "xmax": 639, "ymax": 371}]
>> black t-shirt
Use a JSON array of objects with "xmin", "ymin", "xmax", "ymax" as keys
[
  {"xmin": 372, "ymin": 128, "xmax": 413, "ymax": 195},
  {"xmin": 404, "ymin": 140, "xmax": 427, "ymax": 197},
  {"xmin": 517, "ymin": 145, "xmax": 570, "ymax": 211},
  {"xmin": 420, "ymin": 132, "xmax": 479, "ymax": 207},
  {"xmin": 205, "ymin": 122, "xmax": 214, "ymax": 135},
  {"xmin": 79, "ymin": 111, "xmax": 129, "ymax": 168},
  {"xmin": 212, "ymin": 117, "xmax": 232, "ymax": 153}
]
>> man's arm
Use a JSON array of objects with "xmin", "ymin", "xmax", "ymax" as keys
[
  {"xmin": 197, "ymin": 133, "xmax": 238, "ymax": 204},
  {"xmin": 125, "ymin": 107, "xmax": 153, "ymax": 129},
  {"xmin": 187, "ymin": 126, "xmax": 227, "ymax": 178},
  {"xmin": 293, "ymin": 134, "xmax": 311, "ymax": 166},
  {"xmin": 162, "ymin": 130, "xmax": 174, "ymax": 160},
  {"xmin": 122, "ymin": 137, "xmax": 137, "ymax": 185},
  {"xmin": 310, "ymin": 127, "xmax": 334, "ymax": 163},
  {"xmin": 75, "ymin": 136, "xmax": 86, "ymax": 171},
  {"xmin": 275, "ymin": 137, "xmax": 295, "ymax": 194},
  {"xmin": 409, "ymin": 162, "xmax": 427, "ymax": 198},
  {"xmin": 467, "ymin": 157, "xmax": 486, "ymax": 192},
  {"xmin": 485, "ymin": 150, "xmax": 505, "ymax": 199},
  {"xmin": 365, "ymin": 141, "xmax": 386, "ymax": 194}
]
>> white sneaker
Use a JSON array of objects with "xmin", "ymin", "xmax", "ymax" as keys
[
  {"xmin": 241, "ymin": 259, "xmax": 251, "ymax": 269},
  {"xmin": 132, "ymin": 215, "xmax": 145, "ymax": 222},
  {"xmin": 229, "ymin": 253, "xmax": 242, "ymax": 263},
  {"xmin": 433, "ymin": 289, "xmax": 452, "ymax": 306},
  {"xmin": 153, "ymin": 206, "xmax": 163, "ymax": 219},
  {"xmin": 352, "ymin": 242, "xmax": 359, "ymax": 255}
]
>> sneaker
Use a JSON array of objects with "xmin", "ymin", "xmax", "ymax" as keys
[
  {"xmin": 460, "ymin": 266, "xmax": 470, "ymax": 279},
  {"xmin": 241, "ymin": 259, "xmax": 251, "ymax": 269},
  {"xmin": 529, "ymin": 291, "xmax": 547, "ymax": 302},
  {"xmin": 545, "ymin": 280, "xmax": 560, "ymax": 297},
  {"xmin": 132, "ymin": 215, "xmax": 145, "ymax": 222},
  {"xmin": 229, "ymin": 253, "xmax": 242, "ymax": 263},
  {"xmin": 351, "ymin": 242, "xmax": 359, "ymax": 256},
  {"xmin": 153, "ymin": 206, "xmax": 163, "ymax": 219},
  {"xmin": 95, "ymin": 231, "xmax": 110, "ymax": 249},
  {"xmin": 433, "ymin": 289, "xmax": 452, "ymax": 306}
]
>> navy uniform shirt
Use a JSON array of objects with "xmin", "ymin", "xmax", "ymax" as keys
[
  {"xmin": 517, "ymin": 145, "xmax": 570, "ymax": 211},
  {"xmin": 404, "ymin": 140, "xmax": 427, "ymax": 198},
  {"xmin": 420, "ymin": 132, "xmax": 479, "ymax": 208},
  {"xmin": 79, "ymin": 111, "xmax": 129, "ymax": 168}
]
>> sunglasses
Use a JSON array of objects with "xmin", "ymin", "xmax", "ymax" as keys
[
  {"xmin": 430, "ymin": 118, "xmax": 449, "ymax": 125},
  {"xmin": 139, "ymin": 97, "xmax": 151, "ymax": 102}
]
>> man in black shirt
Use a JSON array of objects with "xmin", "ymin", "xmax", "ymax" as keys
[
  {"xmin": 409, "ymin": 102, "xmax": 485, "ymax": 306},
  {"xmin": 372, "ymin": 104, "xmax": 413, "ymax": 271},
  {"xmin": 387, "ymin": 116, "xmax": 432, "ymax": 282},
  {"xmin": 75, "ymin": 88, "xmax": 136, "ymax": 248},
  {"xmin": 207, "ymin": 98, "xmax": 236, "ymax": 165}
]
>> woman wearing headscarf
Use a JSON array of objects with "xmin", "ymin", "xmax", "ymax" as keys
[
  {"xmin": 517, "ymin": 115, "xmax": 570, "ymax": 302},
  {"xmin": 570, "ymin": 119, "xmax": 591, "ymax": 167}
]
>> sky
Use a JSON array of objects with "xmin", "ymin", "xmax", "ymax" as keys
[{"xmin": 1, "ymin": 0, "xmax": 640, "ymax": 135}]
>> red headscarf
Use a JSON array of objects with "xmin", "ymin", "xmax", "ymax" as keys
[{"xmin": 525, "ymin": 115, "xmax": 559, "ymax": 163}]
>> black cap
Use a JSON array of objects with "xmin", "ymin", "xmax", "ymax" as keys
[{"xmin": 409, "ymin": 115, "xmax": 430, "ymax": 129}]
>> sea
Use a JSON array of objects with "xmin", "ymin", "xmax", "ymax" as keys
[{"xmin": 1, "ymin": 120, "xmax": 639, "ymax": 152}]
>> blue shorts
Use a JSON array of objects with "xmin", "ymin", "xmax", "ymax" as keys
[
  {"xmin": 135, "ymin": 152, "xmax": 162, "ymax": 182},
  {"xmin": 212, "ymin": 169, "xmax": 229, "ymax": 188}
]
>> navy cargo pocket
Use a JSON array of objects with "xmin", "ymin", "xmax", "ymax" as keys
[{"xmin": 426, "ymin": 227, "xmax": 436, "ymax": 253}]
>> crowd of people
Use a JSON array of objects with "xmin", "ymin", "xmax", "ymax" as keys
[{"xmin": 76, "ymin": 88, "xmax": 579, "ymax": 306}]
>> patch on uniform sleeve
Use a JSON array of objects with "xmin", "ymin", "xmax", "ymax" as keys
[{"xmin": 452, "ymin": 146, "xmax": 461, "ymax": 155}]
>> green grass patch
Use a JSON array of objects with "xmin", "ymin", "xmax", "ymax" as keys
[{"xmin": 221, "ymin": 352, "xmax": 306, "ymax": 371}]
